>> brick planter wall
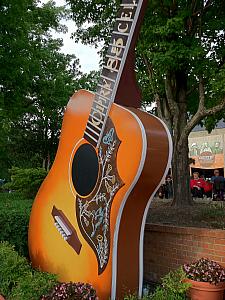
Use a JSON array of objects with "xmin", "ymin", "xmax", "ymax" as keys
[{"xmin": 144, "ymin": 223, "xmax": 225, "ymax": 283}]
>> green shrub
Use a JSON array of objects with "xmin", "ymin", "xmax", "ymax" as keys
[
  {"xmin": 123, "ymin": 294, "xmax": 150, "ymax": 300},
  {"xmin": 0, "ymin": 192, "xmax": 32, "ymax": 257},
  {"xmin": 3, "ymin": 167, "xmax": 47, "ymax": 198},
  {"xmin": 0, "ymin": 241, "xmax": 30, "ymax": 296},
  {"xmin": 114, "ymin": 269, "xmax": 189, "ymax": 300},
  {"xmin": 0, "ymin": 242, "xmax": 58, "ymax": 300},
  {"xmin": 149, "ymin": 268, "xmax": 190, "ymax": 300},
  {"xmin": 9, "ymin": 271, "xmax": 58, "ymax": 300}
]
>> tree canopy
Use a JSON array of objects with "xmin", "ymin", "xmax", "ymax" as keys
[
  {"xmin": 0, "ymin": 0, "xmax": 98, "ymax": 178},
  {"xmin": 67, "ymin": 0, "xmax": 225, "ymax": 206},
  {"xmin": 68, "ymin": 0, "xmax": 225, "ymax": 124},
  {"xmin": 1, "ymin": 0, "xmax": 66, "ymax": 117}
]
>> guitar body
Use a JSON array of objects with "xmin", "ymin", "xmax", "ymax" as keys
[{"xmin": 29, "ymin": 89, "xmax": 171, "ymax": 299}]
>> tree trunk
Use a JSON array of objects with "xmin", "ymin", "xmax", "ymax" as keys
[
  {"xmin": 165, "ymin": 70, "xmax": 193, "ymax": 207},
  {"xmin": 171, "ymin": 138, "xmax": 193, "ymax": 207},
  {"xmin": 46, "ymin": 153, "xmax": 50, "ymax": 171},
  {"xmin": 42, "ymin": 158, "xmax": 46, "ymax": 169}
]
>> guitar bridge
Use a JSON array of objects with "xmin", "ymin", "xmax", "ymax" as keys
[{"xmin": 51, "ymin": 206, "xmax": 82, "ymax": 254}]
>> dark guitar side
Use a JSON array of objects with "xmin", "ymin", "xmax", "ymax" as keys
[{"xmin": 112, "ymin": 107, "xmax": 172, "ymax": 299}]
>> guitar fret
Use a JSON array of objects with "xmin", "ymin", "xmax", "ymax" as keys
[
  {"xmin": 112, "ymin": 31, "xmax": 130, "ymax": 36},
  {"xmin": 93, "ymin": 101, "xmax": 108, "ymax": 111},
  {"xmin": 97, "ymin": 83, "xmax": 113, "ymax": 92},
  {"xmin": 116, "ymin": 17, "xmax": 133, "ymax": 22},
  {"xmin": 103, "ymin": 65, "xmax": 119, "ymax": 72},
  {"xmin": 90, "ymin": 113, "xmax": 104, "ymax": 124},
  {"xmin": 95, "ymin": 93, "xmax": 111, "ymax": 103},
  {"xmin": 84, "ymin": 130, "xmax": 98, "ymax": 143},
  {"xmin": 100, "ymin": 75, "xmax": 116, "ymax": 82},
  {"xmin": 120, "ymin": 3, "xmax": 137, "ymax": 7},
  {"xmin": 108, "ymin": 43, "xmax": 126, "ymax": 49},
  {"xmin": 86, "ymin": 125, "xmax": 100, "ymax": 137},
  {"xmin": 106, "ymin": 54, "xmax": 122, "ymax": 61},
  {"xmin": 94, "ymin": 100, "xmax": 109, "ymax": 110},
  {"xmin": 87, "ymin": 120, "xmax": 101, "ymax": 132}
]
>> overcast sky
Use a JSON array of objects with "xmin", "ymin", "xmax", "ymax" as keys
[{"xmin": 43, "ymin": 0, "xmax": 100, "ymax": 73}]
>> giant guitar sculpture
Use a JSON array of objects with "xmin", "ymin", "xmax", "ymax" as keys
[{"xmin": 28, "ymin": 0, "xmax": 172, "ymax": 299}]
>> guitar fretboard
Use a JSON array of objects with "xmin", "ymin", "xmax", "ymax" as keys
[{"xmin": 84, "ymin": 0, "xmax": 143, "ymax": 148}]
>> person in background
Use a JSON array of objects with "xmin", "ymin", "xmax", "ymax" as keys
[
  {"xmin": 164, "ymin": 175, "xmax": 173, "ymax": 199},
  {"xmin": 211, "ymin": 169, "xmax": 224, "ymax": 183},
  {"xmin": 204, "ymin": 179, "xmax": 213, "ymax": 198},
  {"xmin": 157, "ymin": 184, "xmax": 165, "ymax": 199},
  {"xmin": 211, "ymin": 169, "xmax": 225, "ymax": 200},
  {"xmin": 190, "ymin": 172, "xmax": 205, "ymax": 198}
]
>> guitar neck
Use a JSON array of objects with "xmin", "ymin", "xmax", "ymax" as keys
[{"xmin": 83, "ymin": 0, "xmax": 144, "ymax": 148}]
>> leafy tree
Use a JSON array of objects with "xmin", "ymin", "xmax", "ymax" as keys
[
  {"xmin": 3, "ymin": 167, "xmax": 48, "ymax": 198},
  {"xmin": 0, "ymin": 0, "xmax": 66, "ymax": 118},
  {"xmin": 5, "ymin": 68, "xmax": 99, "ymax": 172},
  {"xmin": 68, "ymin": 0, "xmax": 225, "ymax": 206},
  {"xmin": 0, "ymin": 0, "xmax": 68, "ymax": 175},
  {"xmin": 0, "ymin": 0, "xmax": 99, "ymax": 177}
]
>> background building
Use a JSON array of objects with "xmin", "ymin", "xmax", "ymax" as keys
[{"xmin": 189, "ymin": 120, "xmax": 225, "ymax": 178}]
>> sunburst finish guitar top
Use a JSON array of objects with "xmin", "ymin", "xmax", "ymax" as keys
[{"xmin": 28, "ymin": 0, "xmax": 172, "ymax": 299}]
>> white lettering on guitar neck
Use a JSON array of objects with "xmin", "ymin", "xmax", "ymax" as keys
[
  {"xmin": 106, "ymin": 57, "xmax": 119, "ymax": 72},
  {"xmin": 118, "ymin": 22, "xmax": 129, "ymax": 33},
  {"xmin": 90, "ymin": 78, "xmax": 112, "ymax": 130},
  {"xmin": 121, "ymin": 11, "xmax": 133, "ymax": 20},
  {"xmin": 111, "ymin": 38, "xmax": 124, "ymax": 57},
  {"xmin": 90, "ymin": 111, "xmax": 103, "ymax": 127},
  {"xmin": 95, "ymin": 104, "xmax": 105, "ymax": 113},
  {"xmin": 100, "ymin": 79, "xmax": 111, "ymax": 97}
]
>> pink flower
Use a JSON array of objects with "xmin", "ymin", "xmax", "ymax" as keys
[{"xmin": 183, "ymin": 258, "xmax": 225, "ymax": 285}]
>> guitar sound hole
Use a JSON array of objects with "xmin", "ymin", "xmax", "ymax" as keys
[{"xmin": 71, "ymin": 143, "xmax": 99, "ymax": 197}]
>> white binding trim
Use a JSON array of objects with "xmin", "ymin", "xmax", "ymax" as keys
[
  {"xmin": 68, "ymin": 138, "xmax": 83, "ymax": 198},
  {"xmin": 111, "ymin": 104, "xmax": 147, "ymax": 300},
  {"xmin": 138, "ymin": 114, "xmax": 173, "ymax": 297}
]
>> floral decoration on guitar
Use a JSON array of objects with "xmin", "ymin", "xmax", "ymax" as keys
[{"xmin": 76, "ymin": 118, "xmax": 124, "ymax": 274}]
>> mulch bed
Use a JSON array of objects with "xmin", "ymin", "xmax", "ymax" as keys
[{"xmin": 146, "ymin": 198, "xmax": 225, "ymax": 229}]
